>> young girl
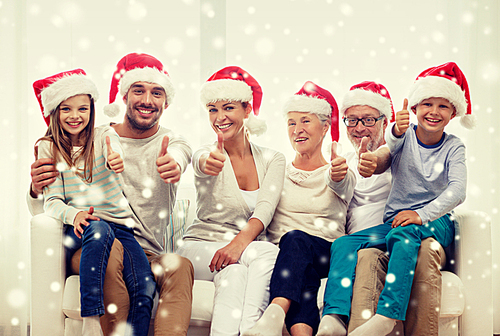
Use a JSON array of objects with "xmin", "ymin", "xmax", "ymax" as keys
[
  {"xmin": 318, "ymin": 62, "xmax": 474, "ymax": 336},
  {"xmin": 33, "ymin": 69, "xmax": 155, "ymax": 336}
]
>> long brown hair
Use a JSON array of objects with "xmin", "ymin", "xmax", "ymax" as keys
[{"xmin": 36, "ymin": 94, "xmax": 96, "ymax": 183}]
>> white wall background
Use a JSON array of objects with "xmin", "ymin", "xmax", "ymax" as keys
[{"xmin": 1, "ymin": 0, "xmax": 498, "ymax": 335}]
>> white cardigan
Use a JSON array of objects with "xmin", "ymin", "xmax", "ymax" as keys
[{"xmin": 183, "ymin": 142, "xmax": 286, "ymax": 243}]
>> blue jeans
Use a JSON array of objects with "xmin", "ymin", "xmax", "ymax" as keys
[
  {"xmin": 270, "ymin": 230, "xmax": 332, "ymax": 334},
  {"xmin": 322, "ymin": 214, "xmax": 454, "ymax": 321},
  {"xmin": 64, "ymin": 220, "xmax": 156, "ymax": 336}
]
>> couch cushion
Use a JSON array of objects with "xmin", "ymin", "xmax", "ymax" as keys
[
  {"xmin": 167, "ymin": 199, "xmax": 190, "ymax": 253},
  {"xmin": 190, "ymin": 280, "xmax": 214, "ymax": 327},
  {"xmin": 63, "ymin": 275, "xmax": 81, "ymax": 320},
  {"xmin": 440, "ymin": 271, "xmax": 465, "ymax": 317}
]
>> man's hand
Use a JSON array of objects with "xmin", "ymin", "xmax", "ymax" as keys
[
  {"xmin": 330, "ymin": 141, "xmax": 348, "ymax": 182},
  {"xmin": 358, "ymin": 137, "xmax": 377, "ymax": 178},
  {"xmin": 106, "ymin": 136, "xmax": 124, "ymax": 174},
  {"xmin": 391, "ymin": 210, "xmax": 422, "ymax": 228},
  {"xmin": 394, "ymin": 98, "xmax": 410, "ymax": 137},
  {"xmin": 156, "ymin": 136, "xmax": 181, "ymax": 184},
  {"xmin": 73, "ymin": 206, "xmax": 100, "ymax": 239},
  {"xmin": 202, "ymin": 131, "xmax": 226, "ymax": 176},
  {"xmin": 30, "ymin": 145, "xmax": 58, "ymax": 197}
]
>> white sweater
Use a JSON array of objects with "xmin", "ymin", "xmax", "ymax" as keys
[
  {"xmin": 266, "ymin": 162, "xmax": 356, "ymax": 244},
  {"xmin": 183, "ymin": 142, "xmax": 286, "ymax": 243}
]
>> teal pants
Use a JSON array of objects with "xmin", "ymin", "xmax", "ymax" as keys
[{"xmin": 322, "ymin": 214, "xmax": 454, "ymax": 321}]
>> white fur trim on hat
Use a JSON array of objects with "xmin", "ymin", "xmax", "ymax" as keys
[
  {"xmin": 283, "ymin": 95, "xmax": 332, "ymax": 117},
  {"xmin": 200, "ymin": 79, "xmax": 253, "ymax": 106},
  {"xmin": 41, "ymin": 74, "xmax": 99, "ymax": 117},
  {"xmin": 119, "ymin": 67, "xmax": 175, "ymax": 106},
  {"xmin": 408, "ymin": 76, "xmax": 467, "ymax": 118},
  {"xmin": 341, "ymin": 89, "xmax": 393, "ymax": 119},
  {"xmin": 244, "ymin": 113, "xmax": 267, "ymax": 136}
]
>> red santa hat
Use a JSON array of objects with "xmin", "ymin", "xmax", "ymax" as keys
[
  {"xmin": 33, "ymin": 69, "xmax": 99, "ymax": 126},
  {"xmin": 341, "ymin": 81, "xmax": 395, "ymax": 123},
  {"xmin": 104, "ymin": 52, "xmax": 175, "ymax": 117},
  {"xmin": 200, "ymin": 66, "xmax": 266, "ymax": 136},
  {"xmin": 408, "ymin": 62, "xmax": 475, "ymax": 129},
  {"xmin": 283, "ymin": 81, "xmax": 340, "ymax": 142}
]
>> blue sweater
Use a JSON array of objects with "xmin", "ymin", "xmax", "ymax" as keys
[{"xmin": 384, "ymin": 124, "xmax": 467, "ymax": 224}]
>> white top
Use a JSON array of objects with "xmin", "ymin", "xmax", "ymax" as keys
[
  {"xmin": 240, "ymin": 189, "xmax": 259, "ymax": 213},
  {"xmin": 344, "ymin": 150, "xmax": 392, "ymax": 234}
]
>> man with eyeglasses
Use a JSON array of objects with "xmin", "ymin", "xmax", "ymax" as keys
[{"xmin": 318, "ymin": 81, "xmax": 445, "ymax": 336}]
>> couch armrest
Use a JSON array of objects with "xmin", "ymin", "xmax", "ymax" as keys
[
  {"xmin": 452, "ymin": 209, "xmax": 493, "ymax": 336},
  {"xmin": 30, "ymin": 214, "xmax": 65, "ymax": 336}
]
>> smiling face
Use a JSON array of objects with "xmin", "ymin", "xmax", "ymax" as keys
[
  {"xmin": 123, "ymin": 81, "xmax": 167, "ymax": 135},
  {"xmin": 207, "ymin": 100, "xmax": 251, "ymax": 141},
  {"xmin": 287, "ymin": 111, "xmax": 329, "ymax": 156},
  {"xmin": 58, "ymin": 94, "xmax": 92, "ymax": 144},
  {"xmin": 344, "ymin": 105, "xmax": 387, "ymax": 153},
  {"xmin": 413, "ymin": 97, "xmax": 455, "ymax": 144}
]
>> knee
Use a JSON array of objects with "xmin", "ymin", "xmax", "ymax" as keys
[
  {"xmin": 385, "ymin": 225, "xmax": 418, "ymax": 244},
  {"xmin": 278, "ymin": 230, "xmax": 310, "ymax": 250},
  {"xmin": 83, "ymin": 221, "xmax": 113, "ymax": 241},
  {"xmin": 246, "ymin": 241, "xmax": 279, "ymax": 260},
  {"xmin": 357, "ymin": 248, "xmax": 388, "ymax": 269},
  {"xmin": 213, "ymin": 264, "xmax": 246, "ymax": 285},
  {"xmin": 136, "ymin": 271, "xmax": 157, "ymax": 299},
  {"xmin": 415, "ymin": 238, "xmax": 444, "ymax": 274},
  {"xmin": 152, "ymin": 254, "xmax": 194, "ymax": 283}
]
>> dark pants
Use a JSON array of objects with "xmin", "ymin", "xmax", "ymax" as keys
[{"xmin": 270, "ymin": 230, "xmax": 332, "ymax": 334}]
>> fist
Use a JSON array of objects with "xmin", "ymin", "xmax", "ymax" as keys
[
  {"xmin": 330, "ymin": 142, "xmax": 348, "ymax": 182},
  {"xmin": 106, "ymin": 136, "xmax": 124, "ymax": 174}
]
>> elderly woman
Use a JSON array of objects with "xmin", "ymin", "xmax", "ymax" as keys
[
  {"xmin": 244, "ymin": 81, "xmax": 356, "ymax": 336},
  {"xmin": 177, "ymin": 66, "xmax": 286, "ymax": 336}
]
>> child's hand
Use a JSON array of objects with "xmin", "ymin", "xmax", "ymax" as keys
[
  {"xmin": 157, "ymin": 136, "xmax": 182, "ymax": 183},
  {"xmin": 392, "ymin": 210, "xmax": 422, "ymax": 228},
  {"xmin": 394, "ymin": 99, "xmax": 410, "ymax": 137},
  {"xmin": 106, "ymin": 136, "xmax": 124, "ymax": 174},
  {"xmin": 330, "ymin": 141, "xmax": 348, "ymax": 182},
  {"xmin": 358, "ymin": 137, "xmax": 377, "ymax": 178},
  {"xmin": 73, "ymin": 206, "xmax": 100, "ymax": 238},
  {"xmin": 202, "ymin": 131, "xmax": 226, "ymax": 176}
]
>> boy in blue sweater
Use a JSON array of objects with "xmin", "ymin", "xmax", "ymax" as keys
[{"xmin": 318, "ymin": 62, "xmax": 475, "ymax": 336}]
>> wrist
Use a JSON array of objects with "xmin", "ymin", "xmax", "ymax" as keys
[{"xmin": 30, "ymin": 183, "xmax": 41, "ymax": 198}]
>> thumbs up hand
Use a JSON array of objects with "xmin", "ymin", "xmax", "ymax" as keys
[
  {"xmin": 106, "ymin": 136, "xmax": 124, "ymax": 174},
  {"xmin": 357, "ymin": 137, "xmax": 377, "ymax": 178},
  {"xmin": 156, "ymin": 136, "xmax": 181, "ymax": 184},
  {"xmin": 394, "ymin": 98, "xmax": 410, "ymax": 137},
  {"xmin": 202, "ymin": 131, "xmax": 226, "ymax": 176},
  {"xmin": 330, "ymin": 141, "xmax": 348, "ymax": 182}
]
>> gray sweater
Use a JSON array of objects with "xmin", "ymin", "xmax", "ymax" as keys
[
  {"xmin": 27, "ymin": 125, "xmax": 192, "ymax": 254},
  {"xmin": 384, "ymin": 123, "xmax": 466, "ymax": 224},
  {"xmin": 183, "ymin": 142, "xmax": 286, "ymax": 242}
]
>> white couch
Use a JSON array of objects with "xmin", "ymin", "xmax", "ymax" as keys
[{"xmin": 30, "ymin": 184, "xmax": 493, "ymax": 336}]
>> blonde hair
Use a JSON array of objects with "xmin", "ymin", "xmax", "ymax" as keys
[{"xmin": 35, "ymin": 95, "xmax": 96, "ymax": 183}]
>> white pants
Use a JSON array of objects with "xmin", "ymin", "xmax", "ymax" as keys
[{"xmin": 177, "ymin": 240, "xmax": 279, "ymax": 336}]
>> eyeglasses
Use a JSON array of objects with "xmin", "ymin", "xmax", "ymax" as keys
[{"xmin": 343, "ymin": 115, "xmax": 385, "ymax": 127}]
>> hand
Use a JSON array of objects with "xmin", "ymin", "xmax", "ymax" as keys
[
  {"xmin": 202, "ymin": 131, "xmax": 226, "ymax": 176},
  {"xmin": 30, "ymin": 145, "xmax": 58, "ymax": 197},
  {"xmin": 391, "ymin": 210, "xmax": 422, "ymax": 228},
  {"xmin": 358, "ymin": 137, "xmax": 377, "ymax": 178},
  {"xmin": 106, "ymin": 136, "xmax": 124, "ymax": 174},
  {"xmin": 330, "ymin": 141, "xmax": 348, "ymax": 182},
  {"xmin": 73, "ymin": 206, "xmax": 100, "ymax": 239},
  {"xmin": 209, "ymin": 241, "xmax": 245, "ymax": 272},
  {"xmin": 156, "ymin": 136, "xmax": 181, "ymax": 184},
  {"xmin": 394, "ymin": 99, "xmax": 410, "ymax": 137}
]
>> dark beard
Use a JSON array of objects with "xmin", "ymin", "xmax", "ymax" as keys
[{"xmin": 125, "ymin": 110, "xmax": 159, "ymax": 131}]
